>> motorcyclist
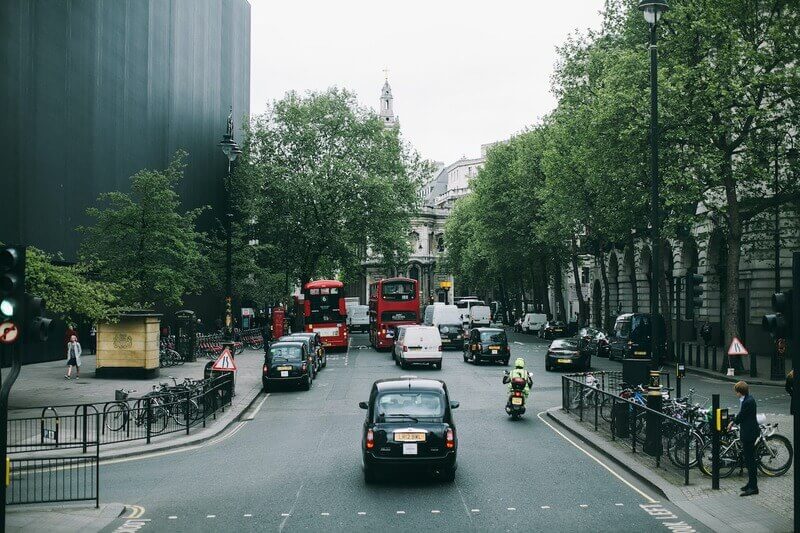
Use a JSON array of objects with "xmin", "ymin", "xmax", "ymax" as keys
[{"xmin": 503, "ymin": 357, "xmax": 532, "ymax": 398}]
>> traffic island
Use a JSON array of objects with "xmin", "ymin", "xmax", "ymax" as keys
[
  {"xmin": 95, "ymin": 311, "xmax": 161, "ymax": 379},
  {"xmin": 548, "ymin": 406, "xmax": 794, "ymax": 532}
]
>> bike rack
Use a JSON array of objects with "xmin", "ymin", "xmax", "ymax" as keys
[{"xmin": 40, "ymin": 407, "xmax": 59, "ymax": 446}]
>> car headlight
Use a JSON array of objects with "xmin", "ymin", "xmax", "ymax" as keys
[{"xmin": 441, "ymin": 326, "xmax": 449, "ymax": 333}]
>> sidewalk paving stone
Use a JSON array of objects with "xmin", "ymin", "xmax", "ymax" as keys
[{"xmin": 6, "ymin": 502, "xmax": 125, "ymax": 533}]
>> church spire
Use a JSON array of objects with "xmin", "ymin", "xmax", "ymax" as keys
[{"xmin": 379, "ymin": 69, "xmax": 398, "ymax": 129}]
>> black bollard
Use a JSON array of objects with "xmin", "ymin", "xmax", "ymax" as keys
[{"xmin": 711, "ymin": 393, "xmax": 720, "ymax": 490}]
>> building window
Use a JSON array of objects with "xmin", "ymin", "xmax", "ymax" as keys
[
  {"xmin": 581, "ymin": 267, "xmax": 590, "ymax": 285},
  {"xmin": 437, "ymin": 236, "xmax": 445, "ymax": 253}
]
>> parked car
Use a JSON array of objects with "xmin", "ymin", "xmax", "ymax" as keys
[
  {"xmin": 359, "ymin": 376, "xmax": 459, "ymax": 483},
  {"xmin": 521, "ymin": 313, "xmax": 547, "ymax": 334},
  {"xmin": 393, "ymin": 325, "xmax": 443, "ymax": 370},
  {"xmin": 545, "ymin": 338, "xmax": 590, "ymax": 371},
  {"xmin": 262, "ymin": 341, "xmax": 314, "ymax": 391},
  {"xmin": 463, "ymin": 327, "xmax": 510, "ymax": 365},
  {"xmin": 539, "ymin": 320, "xmax": 567, "ymax": 340},
  {"xmin": 289, "ymin": 332, "xmax": 327, "ymax": 370},
  {"xmin": 278, "ymin": 335, "xmax": 319, "ymax": 376},
  {"xmin": 347, "ymin": 304, "xmax": 370, "ymax": 333},
  {"xmin": 608, "ymin": 313, "xmax": 666, "ymax": 362},
  {"xmin": 576, "ymin": 327, "xmax": 610, "ymax": 358}
]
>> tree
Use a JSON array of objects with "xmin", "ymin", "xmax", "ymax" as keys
[
  {"xmin": 23, "ymin": 247, "xmax": 118, "ymax": 325},
  {"xmin": 79, "ymin": 152, "xmax": 208, "ymax": 308},
  {"xmin": 242, "ymin": 88, "xmax": 424, "ymax": 285}
]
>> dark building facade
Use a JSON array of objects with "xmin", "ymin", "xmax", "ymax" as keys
[{"xmin": 0, "ymin": 0, "xmax": 251, "ymax": 361}]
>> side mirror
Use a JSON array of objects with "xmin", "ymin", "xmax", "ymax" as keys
[
  {"xmin": 358, "ymin": 401, "xmax": 368, "ymax": 410},
  {"xmin": 450, "ymin": 401, "xmax": 460, "ymax": 409}
]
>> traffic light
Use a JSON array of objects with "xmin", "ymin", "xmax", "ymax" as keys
[
  {"xmin": 763, "ymin": 289, "xmax": 793, "ymax": 338},
  {"xmin": 0, "ymin": 246, "xmax": 26, "ymax": 329},
  {"xmin": 685, "ymin": 273, "xmax": 704, "ymax": 319},
  {"xmin": 24, "ymin": 295, "xmax": 53, "ymax": 343}
]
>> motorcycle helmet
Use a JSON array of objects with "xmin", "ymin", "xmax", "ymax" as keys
[{"xmin": 514, "ymin": 357, "xmax": 525, "ymax": 369}]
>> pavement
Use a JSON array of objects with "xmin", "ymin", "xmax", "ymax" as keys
[
  {"xmin": 677, "ymin": 341, "xmax": 787, "ymax": 387},
  {"xmin": 4, "ymin": 328, "xmax": 793, "ymax": 532}
]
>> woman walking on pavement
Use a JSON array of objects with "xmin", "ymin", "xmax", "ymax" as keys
[
  {"xmin": 728, "ymin": 381, "xmax": 759, "ymax": 496},
  {"xmin": 65, "ymin": 334, "xmax": 82, "ymax": 380}
]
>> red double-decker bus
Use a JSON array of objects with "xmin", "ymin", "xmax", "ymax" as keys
[
  {"xmin": 369, "ymin": 277, "xmax": 419, "ymax": 350},
  {"xmin": 302, "ymin": 280, "xmax": 348, "ymax": 350}
]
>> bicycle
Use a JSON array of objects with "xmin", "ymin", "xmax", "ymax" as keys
[
  {"xmin": 103, "ymin": 389, "xmax": 169, "ymax": 434},
  {"xmin": 698, "ymin": 423, "xmax": 793, "ymax": 478}
]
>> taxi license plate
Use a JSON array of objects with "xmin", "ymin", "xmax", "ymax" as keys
[
  {"xmin": 280, "ymin": 371, "xmax": 289, "ymax": 377},
  {"xmin": 511, "ymin": 397, "xmax": 523, "ymax": 405},
  {"xmin": 277, "ymin": 366, "xmax": 292, "ymax": 371},
  {"xmin": 492, "ymin": 349, "xmax": 498, "ymax": 354},
  {"xmin": 554, "ymin": 329, "xmax": 563, "ymax": 333},
  {"xmin": 557, "ymin": 358, "xmax": 571, "ymax": 364},
  {"xmin": 403, "ymin": 443, "xmax": 418, "ymax": 455},
  {"xmin": 395, "ymin": 432, "xmax": 426, "ymax": 442},
  {"xmin": 634, "ymin": 351, "xmax": 647, "ymax": 356}
]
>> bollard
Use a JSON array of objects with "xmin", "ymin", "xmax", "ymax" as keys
[
  {"xmin": 688, "ymin": 344, "xmax": 694, "ymax": 367},
  {"xmin": 713, "ymin": 345, "xmax": 718, "ymax": 371},
  {"xmin": 644, "ymin": 370, "xmax": 663, "ymax": 457},
  {"xmin": 750, "ymin": 351, "xmax": 758, "ymax": 378},
  {"xmin": 711, "ymin": 393, "xmax": 720, "ymax": 489},
  {"xmin": 82, "ymin": 405, "xmax": 88, "ymax": 454},
  {"xmin": 695, "ymin": 344, "xmax": 701, "ymax": 367},
  {"xmin": 704, "ymin": 345, "xmax": 709, "ymax": 369}
]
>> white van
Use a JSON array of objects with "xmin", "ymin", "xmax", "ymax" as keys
[
  {"xmin": 424, "ymin": 304, "xmax": 462, "ymax": 327},
  {"xmin": 393, "ymin": 325, "xmax": 443, "ymax": 370},
  {"xmin": 456, "ymin": 299, "xmax": 486, "ymax": 325},
  {"xmin": 522, "ymin": 313, "xmax": 547, "ymax": 334},
  {"xmin": 469, "ymin": 305, "xmax": 492, "ymax": 327},
  {"xmin": 347, "ymin": 304, "xmax": 370, "ymax": 333}
]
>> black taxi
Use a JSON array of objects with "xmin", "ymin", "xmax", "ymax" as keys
[
  {"xmin": 262, "ymin": 341, "xmax": 314, "ymax": 391},
  {"xmin": 289, "ymin": 332, "xmax": 327, "ymax": 371},
  {"xmin": 359, "ymin": 377, "xmax": 459, "ymax": 483},
  {"xmin": 462, "ymin": 327, "xmax": 510, "ymax": 365}
]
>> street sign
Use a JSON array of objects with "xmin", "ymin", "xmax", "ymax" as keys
[
  {"xmin": 727, "ymin": 336, "xmax": 749, "ymax": 356},
  {"xmin": 211, "ymin": 348, "xmax": 237, "ymax": 371},
  {"xmin": 0, "ymin": 322, "xmax": 18, "ymax": 344},
  {"xmin": 777, "ymin": 338, "xmax": 787, "ymax": 356}
]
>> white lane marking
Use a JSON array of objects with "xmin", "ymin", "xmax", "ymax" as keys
[
  {"xmin": 507, "ymin": 507, "xmax": 516, "ymax": 511},
  {"xmin": 358, "ymin": 512, "xmax": 366, "ymax": 516},
  {"xmin": 242, "ymin": 393, "xmax": 270, "ymax": 420},
  {"xmin": 244, "ymin": 513, "xmax": 253, "ymax": 517},
  {"xmin": 281, "ymin": 513, "xmax": 290, "ymax": 517},
  {"xmin": 580, "ymin": 504, "xmax": 589, "ymax": 508},
  {"xmin": 514, "ymin": 341, "xmax": 524, "ymax": 345},
  {"xmin": 396, "ymin": 511, "xmax": 405, "ymax": 514},
  {"xmin": 168, "ymin": 516, "xmax": 177, "ymax": 520},
  {"xmin": 541, "ymin": 506, "xmax": 551, "ymax": 509},
  {"xmin": 537, "ymin": 409, "xmax": 657, "ymax": 504},
  {"xmin": 321, "ymin": 512, "xmax": 330, "ymax": 516},
  {"xmin": 471, "ymin": 509, "xmax": 480, "ymax": 513},
  {"xmin": 206, "ymin": 515, "xmax": 216, "ymax": 518},
  {"xmin": 615, "ymin": 503, "xmax": 624, "ymax": 506},
  {"xmin": 431, "ymin": 510, "xmax": 441, "ymax": 514}
]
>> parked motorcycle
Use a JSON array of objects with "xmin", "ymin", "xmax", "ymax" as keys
[{"xmin": 502, "ymin": 370, "xmax": 533, "ymax": 420}]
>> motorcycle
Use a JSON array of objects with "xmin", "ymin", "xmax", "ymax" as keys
[{"xmin": 502, "ymin": 370, "xmax": 533, "ymax": 420}]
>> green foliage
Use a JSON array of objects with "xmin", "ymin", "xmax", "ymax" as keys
[
  {"xmin": 23, "ymin": 247, "xmax": 118, "ymax": 326},
  {"xmin": 79, "ymin": 152, "xmax": 208, "ymax": 308},
  {"xmin": 241, "ymin": 88, "xmax": 425, "ymax": 285}
]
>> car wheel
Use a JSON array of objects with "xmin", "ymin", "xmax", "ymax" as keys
[
  {"xmin": 400, "ymin": 359, "xmax": 408, "ymax": 370},
  {"xmin": 439, "ymin": 467, "xmax": 456, "ymax": 482},
  {"xmin": 364, "ymin": 465, "xmax": 378, "ymax": 484},
  {"xmin": 463, "ymin": 353, "xmax": 469, "ymax": 362},
  {"xmin": 503, "ymin": 358, "xmax": 509, "ymax": 366},
  {"xmin": 545, "ymin": 362, "xmax": 552, "ymax": 372},
  {"xmin": 395, "ymin": 356, "xmax": 400, "ymax": 366},
  {"xmin": 262, "ymin": 381, "xmax": 269, "ymax": 393},
  {"xmin": 302, "ymin": 375, "xmax": 311, "ymax": 391}
]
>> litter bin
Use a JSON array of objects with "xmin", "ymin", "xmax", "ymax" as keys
[
  {"xmin": 175, "ymin": 310, "xmax": 197, "ymax": 362},
  {"xmin": 612, "ymin": 401, "xmax": 630, "ymax": 438}
]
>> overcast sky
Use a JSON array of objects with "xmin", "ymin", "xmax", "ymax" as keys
[{"xmin": 250, "ymin": 0, "xmax": 606, "ymax": 164}]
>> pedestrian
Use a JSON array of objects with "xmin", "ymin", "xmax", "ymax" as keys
[
  {"xmin": 196, "ymin": 318, "xmax": 204, "ymax": 334},
  {"xmin": 65, "ymin": 334, "xmax": 82, "ymax": 380},
  {"xmin": 728, "ymin": 380, "xmax": 758, "ymax": 496},
  {"xmin": 786, "ymin": 370, "xmax": 795, "ymax": 415},
  {"xmin": 64, "ymin": 324, "xmax": 78, "ymax": 353},
  {"xmin": 89, "ymin": 325, "xmax": 97, "ymax": 355}
]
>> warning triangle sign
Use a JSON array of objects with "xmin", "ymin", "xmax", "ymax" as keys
[
  {"xmin": 211, "ymin": 348, "xmax": 238, "ymax": 371},
  {"xmin": 727, "ymin": 336, "xmax": 749, "ymax": 356}
]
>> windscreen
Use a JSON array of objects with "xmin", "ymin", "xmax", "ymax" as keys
[
  {"xmin": 375, "ymin": 391, "xmax": 445, "ymax": 421},
  {"xmin": 268, "ymin": 345, "xmax": 303, "ymax": 361},
  {"xmin": 552, "ymin": 339, "xmax": 578, "ymax": 350},
  {"xmin": 480, "ymin": 331, "xmax": 507, "ymax": 343},
  {"xmin": 382, "ymin": 281, "xmax": 416, "ymax": 301},
  {"xmin": 614, "ymin": 319, "xmax": 631, "ymax": 337},
  {"xmin": 307, "ymin": 287, "xmax": 344, "ymax": 324}
]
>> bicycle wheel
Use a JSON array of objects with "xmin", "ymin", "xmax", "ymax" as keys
[
  {"xmin": 698, "ymin": 438, "xmax": 738, "ymax": 478},
  {"xmin": 757, "ymin": 434, "xmax": 793, "ymax": 476},
  {"xmin": 149, "ymin": 404, "xmax": 169, "ymax": 434},
  {"xmin": 668, "ymin": 430, "xmax": 704, "ymax": 469},
  {"xmin": 600, "ymin": 396, "xmax": 614, "ymax": 423},
  {"xmin": 104, "ymin": 402, "xmax": 128, "ymax": 432}
]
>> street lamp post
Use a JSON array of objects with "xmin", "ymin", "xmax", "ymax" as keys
[
  {"xmin": 219, "ymin": 108, "xmax": 242, "ymax": 340},
  {"xmin": 639, "ymin": 0, "xmax": 668, "ymax": 366}
]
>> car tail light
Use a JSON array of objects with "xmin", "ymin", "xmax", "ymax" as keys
[
  {"xmin": 263, "ymin": 365, "xmax": 268, "ymax": 373},
  {"xmin": 437, "ymin": 346, "xmax": 442, "ymax": 352},
  {"xmin": 446, "ymin": 428, "xmax": 455, "ymax": 449},
  {"xmin": 366, "ymin": 429, "xmax": 375, "ymax": 449},
  {"xmin": 403, "ymin": 345, "xmax": 408, "ymax": 352}
]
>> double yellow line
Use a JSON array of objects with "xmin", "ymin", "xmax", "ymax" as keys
[{"xmin": 126, "ymin": 504, "xmax": 146, "ymax": 518}]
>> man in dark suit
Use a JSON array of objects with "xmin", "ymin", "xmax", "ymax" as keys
[{"xmin": 728, "ymin": 381, "xmax": 759, "ymax": 496}]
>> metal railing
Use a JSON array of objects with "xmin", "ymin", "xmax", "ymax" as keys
[
  {"xmin": 7, "ymin": 443, "xmax": 99, "ymax": 506},
  {"xmin": 562, "ymin": 373, "xmax": 693, "ymax": 485}
]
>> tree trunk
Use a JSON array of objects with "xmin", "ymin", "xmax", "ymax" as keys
[
  {"xmin": 552, "ymin": 259, "xmax": 566, "ymax": 322},
  {"xmin": 498, "ymin": 278, "xmax": 511, "ymax": 325},
  {"xmin": 529, "ymin": 266, "xmax": 541, "ymax": 311},
  {"xmin": 540, "ymin": 256, "xmax": 552, "ymax": 317},
  {"xmin": 659, "ymin": 269, "xmax": 673, "ymax": 361},
  {"xmin": 570, "ymin": 236, "xmax": 587, "ymax": 326},
  {"xmin": 627, "ymin": 235, "xmax": 638, "ymax": 312},
  {"xmin": 722, "ymin": 153, "xmax": 744, "ymax": 371},
  {"xmin": 599, "ymin": 249, "xmax": 612, "ymax": 331}
]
